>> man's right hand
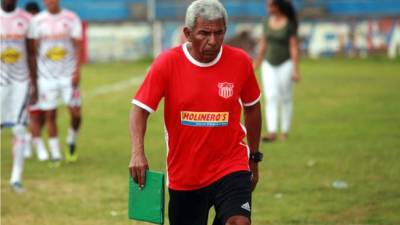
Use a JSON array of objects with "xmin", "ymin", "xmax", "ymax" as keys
[
  {"xmin": 30, "ymin": 84, "xmax": 38, "ymax": 105},
  {"xmin": 129, "ymin": 151, "xmax": 149, "ymax": 189}
]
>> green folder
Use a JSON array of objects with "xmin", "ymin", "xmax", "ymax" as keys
[{"xmin": 128, "ymin": 170, "xmax": 165, "ymax": 224}]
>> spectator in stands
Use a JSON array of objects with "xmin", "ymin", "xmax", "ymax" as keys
[{"xmin": 254, "ymin": 0, "xmax": 301, "ymax": 142}]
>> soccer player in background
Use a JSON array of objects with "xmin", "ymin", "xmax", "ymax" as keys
[
  {"xmin": 23, "ymin": 1, "xmax": 49, "ymax": 161},
  {"xmin": 1, "ymin": 0, "xmax": 37, "ymax": 192},
  {"xmin": 28, "ymin": 0, "xmax": 83, "ymax": 164},
  {"xmin": 129, "ymin": 1, "xmax": 262, "ymax": 224},
  {"xmin": 25, "ymin": 1, "xmax": 40, "ymax": 15}
]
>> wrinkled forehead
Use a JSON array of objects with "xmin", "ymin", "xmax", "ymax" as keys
[{"xmin": 193, "ymin": 17, "xmax": 226, "ymax": 30}]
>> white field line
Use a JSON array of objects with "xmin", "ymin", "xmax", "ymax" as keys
[{"xmin": 85, "ymin": 75, "xmax": 144, "ymax": 98}]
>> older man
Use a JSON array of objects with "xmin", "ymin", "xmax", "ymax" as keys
[{"xmin": 129, "ymin": 1, "xmax": 262, "ymax": 225}]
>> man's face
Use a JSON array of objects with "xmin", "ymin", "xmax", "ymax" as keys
[
  {"xmin": 44, "ymin": 0, "xmax": 60, "ymax": 12},
  {"xmin": 2, "ymin": 0, "xmax": 16, "ymax": 11},
  {"xmin": 184, "ymin": 17, "xmax": 226, "ymax": 63}
]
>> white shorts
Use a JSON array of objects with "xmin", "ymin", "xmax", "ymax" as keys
[
  {"xmin": 38, "ymin": 76, "xmax": 82, "ymax": 110},
  {"xmin": 1, "ymin": 81, "xmax": 29, "ymax": 125}
]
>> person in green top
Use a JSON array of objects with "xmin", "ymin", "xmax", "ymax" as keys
[{"xmin": 254, "ymin": 0, "xmax": 301, "ymax": 142}]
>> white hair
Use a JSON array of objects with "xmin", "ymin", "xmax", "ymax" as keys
[{"xmin": 185, "ymin": 0, "xmax": 228, "ymax": 30}]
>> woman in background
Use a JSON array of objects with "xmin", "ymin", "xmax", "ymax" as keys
[{"xmin": 254, "ymin": 0, "xmax": 300, "ymax": 142}]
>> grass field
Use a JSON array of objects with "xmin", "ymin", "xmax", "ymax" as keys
[{"xmin": 1, "ymin": 57, "xmax": 400, "ymax": 225}]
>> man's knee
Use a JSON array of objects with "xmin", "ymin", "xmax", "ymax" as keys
[
  {"xmin": 225, "ymin": 215, "xmax": 250, "ymax": 225},
  {"xmin": 12, "ymin": 124, "xmax": 26, "ymax": 138},
  {"xmin": 69, "ymin": 107, "xmax": 81, "ymax": 118},
  {"xmin": 45, "ymin": 110, "xmax": 57, "ymax": 121}
]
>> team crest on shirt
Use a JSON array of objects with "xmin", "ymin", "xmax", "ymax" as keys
[
  {"xmin": 218, "ymin": 82, "xmax": 234, "ymax": 99},
  {"xmin": 13, "ymin": 19, "xmax": 27, "ymax": 30}
]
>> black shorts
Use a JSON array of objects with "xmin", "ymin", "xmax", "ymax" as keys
[{"xmin": 168, "ymin": 171, "xmax": 252, "ymax": 225}]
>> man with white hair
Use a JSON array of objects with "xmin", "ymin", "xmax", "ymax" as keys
[{"xmin": 129, "ymin": 0, "xmax": 262, "ymax": 224}]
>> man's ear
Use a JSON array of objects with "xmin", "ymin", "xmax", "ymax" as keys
[{"xmin": 183, "ymin": 27, "xmax": 192, "ymax": 42}]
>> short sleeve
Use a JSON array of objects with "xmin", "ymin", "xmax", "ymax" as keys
[
  {"xmin": 70, "ymin": 14, "xmax": 82, "ymax": 39},
  {"xmin": 240, "ymin": 57, "xmax": 261, "ymax": 107},
  {"xmin": 132, "ymin": 55, "xmax": 168, "ymax": 113},
  {"xmin": 27, "ymin": 18, "xmax": 39, "ymax": 39}
]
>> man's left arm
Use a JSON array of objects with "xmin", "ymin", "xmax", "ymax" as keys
[
  {"xmin": 244, "ymin": 102, "xmax": 262, "ymax": 191},
  {"xmin": 72, "ymin": 38, "xmax": 82, "ymax": 87},
  {"xmin": 26, "ymin": 38, "xmax": 38, "ymax": 105}
]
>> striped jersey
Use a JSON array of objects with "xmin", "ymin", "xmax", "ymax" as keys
[
  {"xmin": 28, "ymin": 9, "xmax": 81, "ymax": 79},
  {"xmin": 0, "ymin": 8, "xmax": 31, "ymax": 86},
  {"xmin": 132, "ymin": 43, "xmax": 261, "ymax": 190}
]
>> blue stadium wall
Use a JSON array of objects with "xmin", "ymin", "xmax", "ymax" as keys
[
  {"xmin": 17, "ymin": 0, "xmax": 400, "ymax": 22},
  {"xmin": 17, "ymin": 0, "xmax": 400, "ymax": 61}
]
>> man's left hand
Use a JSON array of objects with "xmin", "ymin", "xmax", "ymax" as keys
[
  {"xmin": 72, "ymin": 71, "xmax": 80, "ymax": 87},
  {"xmin": 30, "ymin": 84, "xmax": 38, "ymax": 105}
]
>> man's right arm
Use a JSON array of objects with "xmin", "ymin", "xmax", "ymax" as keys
[
  {"xmin": 129, "ymin": 105, "xmax": 150, "ymax": 188},
  {"xmin": 26, "ymin": 38, "xmax": 38, "ymax": 105}
]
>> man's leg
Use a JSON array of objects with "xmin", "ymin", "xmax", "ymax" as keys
[
  {"xmin": 168, "ymin": 187, "xmax": 211, "ymax": 225},
  {"xmin": 212, "ymin": 171, "xmax": 252, "ymax": 225},
  {"xmin": 277, "ymin": 60, "xmax": 294, "ymax": 141},
  {"xmin": 6, "ymin": 81, "xmax": 30, "ymax": 192},
  {"xmin": 62, "ymin": 83, "xmax": 82, "ymax": 162},
  {"xmin": 38, "ymin": 77, "xmax": 61, "ymax": 163},
  {"xmin": 45, "ymin": 109, "xmax": 62, "ymax": 161},
  {"xmin": 224, "ymin": 216, "xmax": 250, "ymax": 225},
  {"xmin": 66, "ymin": 105, "xmax": 81, "ymax": 161},
  {"xmin": 261, "ymin": 61, "xmax": 279, "ymax": 142},
  {"xmin": 30, "ymin": 109, "xmax": 49, "ymax": 161},
  {"xmin": 24, "ymin": 132, "xmax": 32, "ymax": 158},
  {"xmin": 10, "ymin": 124, "xmax": 27, "ymax": 193}
]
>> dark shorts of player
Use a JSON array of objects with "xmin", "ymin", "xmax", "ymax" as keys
[{"xmin": 168, "ymin": 170, "xmax": 252, "ymax": 225}]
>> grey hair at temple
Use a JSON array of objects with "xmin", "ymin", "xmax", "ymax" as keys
[{"xmin": 185, "ymin": 0, "xmax": 228, "ymax": 30}]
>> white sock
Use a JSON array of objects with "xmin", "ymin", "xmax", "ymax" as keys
[
  {"xmin": 24, "ymin": 133, "xmax": 32, "ymax": 158},
  {"xmin": 10, "ymin": 125, "xmax": 26, "ymax": 184},
  {"xmin": 32, "ymin": 137, "xmax": 49, "ymax": 161},
  {"xmin": 66, "ymin": 128, "xmax": 78, "ymax": 144},
  {"xmin": 48, "ymin": 137, "xmax": 62, "ymax": 160}
]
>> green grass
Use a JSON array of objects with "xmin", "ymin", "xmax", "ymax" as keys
[{"xmin": 2, "ymin": 57, "xmax": 400, "ymax": 225}]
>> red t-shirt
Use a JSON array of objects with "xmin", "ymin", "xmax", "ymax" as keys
[{"xmin": 132, "ymin": 43, "xmax": 261, "ymax": 190}]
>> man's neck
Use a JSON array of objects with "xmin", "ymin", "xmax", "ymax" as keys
[
  {"xmin": 187, "ymin": 43, "xmax": 203, "ymax": 62},
  {"xmin": 48, "ymin": 8, "xmax": 61, "ymax": 15},
  {"xmin": 186, "ymin": 43, "xmax": 217, "ymax": 64}
]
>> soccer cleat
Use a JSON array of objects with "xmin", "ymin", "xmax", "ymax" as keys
[
  {"xmin": 10, "ymin": 182, "xmax": 27, "ymax": 194},
  {"xmin": 65, "ymin": 143, "xmax": 78, "ymax": 163},
  {"xmin": 68, "ymin": 153, "xmax": 78, "ymax": 163},
  {"xmin": 37, "ymin": 148, "xmax": 49, "ymax": 161}
]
